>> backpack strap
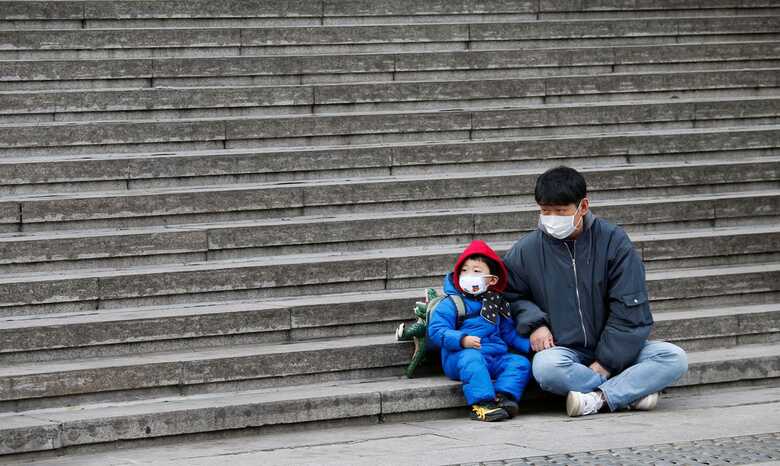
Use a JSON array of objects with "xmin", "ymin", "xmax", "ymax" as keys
[
  {"xmin": 426, "ymin": 293, "xmax": 468, "ymax": 329},
  {"xmin": 449, "ymin": 295, "xmax": 467, "ymax": 328}
]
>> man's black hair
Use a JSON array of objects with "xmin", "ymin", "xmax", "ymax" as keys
[
  {"xmin": 534, "ymin": 166, "xmax": 587, "ymax": 206},
  {"xmin": 464, "ymin": 254, "xmax": 500, "ymax": 276}
]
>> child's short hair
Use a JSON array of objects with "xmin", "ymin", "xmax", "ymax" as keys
[
  {"xmin": 534, "ymin": 166, "xmax": 587, "ymax": 206},
  {"xmin": 465, "ymin": 254, "xmax": 500, "ymax": 276}
]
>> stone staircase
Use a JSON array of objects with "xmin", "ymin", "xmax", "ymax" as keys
[{"xmin": 0, "ymin": 0, "xmax": 779, "ymax": 458}]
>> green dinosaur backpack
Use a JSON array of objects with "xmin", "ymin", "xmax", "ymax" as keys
[{"xmin": 395, "ymin": 287, "xmax": 466, "ymax": 378}]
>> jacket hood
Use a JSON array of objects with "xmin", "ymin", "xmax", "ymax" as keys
[
  {"xmin": 442, "ymin": 272, "xmax": 459, "ymax": 295},
  {"xmin": 452, "ymin": 240, "xmax": 509, "ymax": 293}
]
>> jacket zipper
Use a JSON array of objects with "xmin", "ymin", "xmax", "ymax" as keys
[{"xmin": 564, "ymin": 242, "xmax": 588, "ymax": 347}]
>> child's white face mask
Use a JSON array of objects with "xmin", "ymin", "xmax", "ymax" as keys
[{"xmin": 459, "ymin": 274, "xmax": 491, "ymax": 295}]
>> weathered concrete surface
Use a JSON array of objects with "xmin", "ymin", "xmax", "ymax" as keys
[
  {"xmin": 1, "ymin": 286, "xmax": 778, "ymax": 364},
  {"xmin": 539, "ymin": 0, "xmax": 776, "ymax": 13},
  {"xmin": 3, "ymin": 41, "xmax": 778, "ymax": 83},
  {"xmin": 323, "ymin": 0, "xmax": 537, "ymax": 16},
  {"xmin": 0, "ymin": 85, "xmax": 313, "ymax": 115},
  {"xmin": 0, "ymin": 97, "xmax": 775, "ymax": 153},
  {"xmin": 2, "ymin": 0, "xmax": 772, "ymax": 21},
  {"xmin": 2, "ymin": 384, "xmax": 779, "ymax": 464},
  {"xmin": 0, "ymin": 335, "xmax": 410, "ymax": 401},
  {"xmin": 7, "ymin": 158, "xmax": 778, "ymax": 227},
  {"xmin": 0, "ymin": 302, "xmax": 292, "ymax": 353},
  {"xmin": 1, "ymin": 127, "xmax": 774, "ymax": 187},
  {"xmin": 0, "ymin": 231, "xmax": 776, "ymax": 308},
  {"xmin": 84, "ymin": 1, "xmax": 321, "ymax": 19},
  {"xmin": 0, "ymin": 416, "xmax": 61, "ymax": 456},
  {"xmin": 3, "ymin": 70, "xmax": 777, "ymax": 121},
  {"xmin": 0, "ymin": 189, "xmax": 775, "ymax": 269}
]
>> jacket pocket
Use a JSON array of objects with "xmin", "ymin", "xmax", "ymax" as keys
[{"xmin": 620, "ymin": 290, "xmax": 648, "ymax": 307}]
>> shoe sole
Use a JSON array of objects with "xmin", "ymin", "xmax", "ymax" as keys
[
  {"xmin": 632, "ymin": 393, "xmax": 659, "ymax": 411},
  {"xmin": 470, "ymin": 409, "xmax": 510, "ymax": 422},
  {"xmin": 566, "ymin": 391, "xmax": 583, "ymax": 417},
  {"xmin": 500, "ymin": 402, "xmax": 519, "ymax": 418}
]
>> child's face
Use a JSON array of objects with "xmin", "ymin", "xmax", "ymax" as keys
[{"xmin": 460, "ymin": 258, "xmax": 499, "ymax": 287}]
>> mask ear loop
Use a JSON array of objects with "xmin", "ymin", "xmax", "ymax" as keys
[
  {"xmin": 572, "ymin": 199, "xmax": 585, "ymax": 232},
  {"xmin": 484, "ymin": 274, "xmax": 499, "ymax": 292}
]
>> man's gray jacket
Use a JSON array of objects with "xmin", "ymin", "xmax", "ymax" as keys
[{"xmin": 502, "ymin": 212, "xmax": 654, "ymax": 374}]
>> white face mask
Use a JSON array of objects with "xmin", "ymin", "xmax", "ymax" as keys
[
  {"xmin": 539, "ymin": 201, "xmax": 583, "ymax": 240},
  {"xmin": 459, "ymin": 274, "xmax": 491, "ymax": 296}
]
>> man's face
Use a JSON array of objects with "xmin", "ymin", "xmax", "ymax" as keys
[
  {"xmin": 538, "ymin": 198, "xmax": 590, "ymax": 238},
  {"xmin": 539, "ymin": 203, "xmax": 579, "ymax": 217}
]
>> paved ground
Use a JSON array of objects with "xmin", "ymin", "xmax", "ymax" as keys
[
  {"xmin": 456, "ymin": 433, "xmax": 780, "ymax": 466},
  {"xmin": 5, "ymin": 385, "xmax": 780, "ymax": 466}
]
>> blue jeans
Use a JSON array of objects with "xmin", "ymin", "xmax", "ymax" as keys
[{"xmin": 532, "ymin": 340, "xmax": 688, "ymax": 411}]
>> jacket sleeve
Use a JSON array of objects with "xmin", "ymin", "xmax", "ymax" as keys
[
  {"xmin": 502, "ymin": 244, "xmax": 548, "ymax": 335},
  {"xmin": 595, "ymin": 229, "xmax": 654, "ymax": 374},
  {"xmin": 426, "ymin": 298, "xmax": 465, "ymax": 352},
  {"xmin": 499, "ymin": 315, "xmax": 531, "ymax": 354}
]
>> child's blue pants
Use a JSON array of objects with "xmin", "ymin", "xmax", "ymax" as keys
[{"xmin": 443, "ymin": 349, "xmax": 531, "ymax": 405}]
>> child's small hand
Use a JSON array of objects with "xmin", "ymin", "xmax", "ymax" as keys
[{"xmin": 461, "ymin": 335, "xmax": 481, "ymax": 349}]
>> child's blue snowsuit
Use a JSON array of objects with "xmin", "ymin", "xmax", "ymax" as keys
[{"xmin": 428, "ymin": 271, "xmax": 532, "ymax": 405}]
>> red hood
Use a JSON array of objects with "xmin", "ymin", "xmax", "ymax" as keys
[{"xmin": 453, "ymin": 240, "xmax": 509, "ymax": 293}]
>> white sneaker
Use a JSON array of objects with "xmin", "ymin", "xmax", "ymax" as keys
[
  {"xmin": 630, "ymin": 392, "xmax": 659, "ymax": 411},
  {"xmin": 566, "ymin": 391, "xmax": 604, "ymax": 417}
]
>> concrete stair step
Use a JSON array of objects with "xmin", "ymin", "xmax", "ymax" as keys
[
  {"xmin": 1, "ymin": 0, "xmax": 775, "ymax": 30},
  {"xmin": 2, "ymin": 17, "xmax": 777, "ymax": 60},
  {"xmin": 0, "ymin": 126, "xmax": 775, "ymax": 195},
  {"xmin": 0, "ymin": 232, "xmax": 777, "ymax": 316},
  {"xmin": 1, "ymin": 96, "xmax": 777, "ymax": 157},
  {"xmin": 0, "ymin": 342, "xmax": 778, "ymax": 455},
  {"xmin": 635, "ymin": 225, "xmax": 780, "ymax": 270},
  {"xmin": 2, "ymin": 69, "xmax": 778, "ymax": 124},
  {"xmin": 654, "ymin": 303, "xmax": 780, "ymax": 352},
  {"xmin": 1, "ymin": 260, "xmax": 778, "ymax": 364},
  {"xmin": 8, "ymin": 36, "xmax": 780, "ymax": 63},
  {"xmin": 0, "ymin": 289, "xmax": 422, "ymax": 361},
  {"xmin": 539, "ymin": 2, "xmax": 779, "ymax": 21},
  {"xmin": 0, "ymin": 334, "xmax": 410, "ymax": 406},
  {"xmin": 0, "ymin": 0, "xmax": 541, "ymax": 29},
  {"xmin": 0, "ymin": 302, "xmax": 778, "ymax": 410},
  {"xmin": 2, "ymin": 41, "xmax": 777, "ymax": 91},
  {"xmin": 677, "ymin": 343, "xmax": 780, "ymax": 388},
  {"xmin": 0, "ymin": 190, "xmax": 776, "ymax": 271},
  {"xmin": 312, "ymin": 69, "xmax": 780, "ymax": 113},
  {"xmin": 0, "ymin": 157, "xmax": 776, "ymax": 232},
  {"xmin": 470, "ymin": 16, "xmax": 779, "ymax": 45}
]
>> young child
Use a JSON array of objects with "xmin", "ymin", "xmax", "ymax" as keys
[{"xmin": 428, "ymin": 240, "xmax": 532, "ymax": 422}]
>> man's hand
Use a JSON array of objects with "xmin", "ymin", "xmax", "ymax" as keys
[
  {"xmin": 530, "ymin": 325, "xmax": 554, "ymax": 352},
  {"xmin": 461, "ymin": 335, "xmax": 481, "ymax": 349},
  {"xmin": 589, "ymin": 361, "xmax": 611, "ymax": 379}
]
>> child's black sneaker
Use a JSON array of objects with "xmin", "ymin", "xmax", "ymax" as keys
[
  {"xmin": 470, "ymin": 401, "xmax": 510, "ymax": 422},
  {"xmin": 496, "ymin": 393, "xmax": 519, "ymax": 418}
]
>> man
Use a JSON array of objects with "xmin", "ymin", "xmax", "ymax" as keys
[{"xmin": 502, "ymin": 166, "xmax": 688, "ymax": 417}]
